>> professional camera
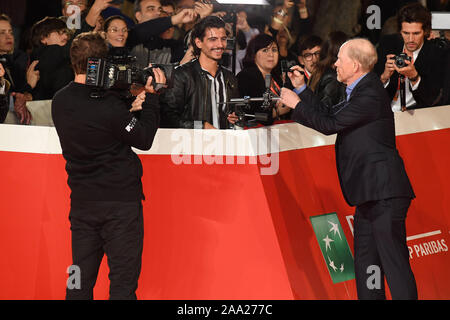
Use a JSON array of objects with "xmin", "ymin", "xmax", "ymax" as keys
[
  {"xmin": 394, "ymin": 53, "xmax": 412, "ymax": 68},
  {"xmin": 85, "ymin": 48, "xmax": 175, "ymax": 95}
]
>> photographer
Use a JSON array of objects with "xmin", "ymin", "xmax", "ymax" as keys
[
  {"xmin": 52, "ymin": 31, "xmax": 162, "ymax": 300},
  {"xmin": 375, "ymin": 3, "xmax": 447, "ymax": 111}
]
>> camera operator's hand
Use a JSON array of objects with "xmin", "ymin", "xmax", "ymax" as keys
[
  {"xmin": 194, "ymin": 1, "xmax": 213, "ymax": 20},
  {"xmin": 394, "ymin": 59, "xmax": 420, "ymax": 84},
  {"xmin": 227, "ymin": 112, "xmax": 238, "ymax": 125},
  {"xmin": 26, "ymin": 60, "xmax": 40, "ymax": 89},
  {"xmin": 380, "ymin": 54, "xmax": 396, "ymax": 84},
  {"xmin": 130, "ymin": 90, "xmax": 146, "ymax": 112},
  {"xmin": 144, "ymin": 67, "xmax": 166, "ymax": 94},
  {"xmin": 171, "ymin": 8, "xmax": 197, "ymax": 26},
  {"xmin": 287, "ymin": 65, "xmax": 306, "ymax": 89},
  {"xmin": 280, "ymin": 88, "xmax": 301, "ymax": 110}
]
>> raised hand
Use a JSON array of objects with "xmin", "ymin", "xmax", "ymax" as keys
[
  {"xmin": 26, "ymin": 60, "xmax": 40, "ymax": 89},
  {"xmin": 171, "ymin": 8, "xmax": 198, "ymax": 26},
  {"xmin": 194, "ymin": 1, "xmax": 213, "ymax": 19}
]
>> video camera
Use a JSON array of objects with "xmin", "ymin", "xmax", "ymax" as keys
[
  {"xmin": 221, "ymin": 74, "xmax": 281, "ymax": 128},
  {"xmin": 85, "ymin": 48, "xmax": 176, "ymax": 98}
]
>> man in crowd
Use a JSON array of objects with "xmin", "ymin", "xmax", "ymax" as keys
[
  {"xmin": 280, "ymin": 38, "xmax": 418, "ymax": 300},
  {"xmin": 131, "ymin": 0, "xmax": 213, "ymax": 67},
  {"xmin": 52, "ymin": 31, "xmax": 163, "ymax": 299},
  {"xmin": 375, "ymin": 2, "xmax": 447, "ymax": 111},
  {"xmin": 160, "ymin": 15, "xmax": 239, "ymax": 129},
  {"xmin": 131, "ymin": 0, "xmax": 184, "ymax": 66},
  {"xmin": 297, "ymin": 35, "xmax": 322, "ymax": 85}
]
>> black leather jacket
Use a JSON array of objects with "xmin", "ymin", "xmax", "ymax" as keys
[
  {"xmin": 160, "ymin": 59, "xmax": 239, "ymax": 129},
  {"xmin": 315, "ymin": 67, "xmax": 346, "ymax": 110}
]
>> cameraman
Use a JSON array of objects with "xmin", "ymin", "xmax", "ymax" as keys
[
  {"xmin": 52, "ymin": 31, "xmax": 163, "ymax": 300},
  {"xmin": 375, "ymin": 3, "xmax": 447, "ymax": 111}
]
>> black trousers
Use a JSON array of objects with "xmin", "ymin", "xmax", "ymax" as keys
[
  {"xmin": 66, "ymin": 200, "xmax": 144, "ymax": 300},
  {"xmin": 354, "ymin": 197, "xmax": 418, "ymax": 300}
]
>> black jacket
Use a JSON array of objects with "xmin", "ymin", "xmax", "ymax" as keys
[
  {"xmin": 292, "ymin": 72, "xmax": 415, "ymax": 206},
  {"xmin": 0, "ymin": 50, "xmax": 29, "ymax": 93},
  {"xmin": 30, "ymin": 44, "xmax": 74, "ymax": 100},
  {"xmin": 160, "ymin": 59, "xmax": 239, "ymax": 129},
  {"xmin": 375, "ymin": 34, "xmax": 447, "ymax": 108},
  {"xmin": 237, "ymin": 64, "xmax": 284, "ymax": 124},
  {"xmin": 52, "ymin": 82, "xmax": 160, "ymax": 201},
  {"xmin": 313, "ymin": 67, "xmax": 346, "ymax": 109},
  {"xmin": 237, "ymin": 65, "xmax": 282, "ymax": 99}
]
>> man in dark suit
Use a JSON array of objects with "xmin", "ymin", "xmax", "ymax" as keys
[
  {"xmin": 280, "ymin": 38, "xmax": 418, "ymax": 300},
  {"xmin": 375, "ymin": 2, "xmax": 447, "ymax": 111}
]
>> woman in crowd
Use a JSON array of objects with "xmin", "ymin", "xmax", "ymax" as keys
[
  {"xmin": 308, "ymin": 31, "xmax": 348, "ymax": 109},
  {"xmin": 235, "ymin": 33, "xmax": 291, "ymax": 126},
  {"xmin": 103, "ymin": 15, "xmax": 129, "ymax": 48}
]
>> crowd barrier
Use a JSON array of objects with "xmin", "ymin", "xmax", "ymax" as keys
[{"xmin": 0, "ymin": 101, "xmax": 449, "ymax": 300}]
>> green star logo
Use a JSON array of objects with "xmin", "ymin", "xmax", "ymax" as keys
[{"xmin": 310, "ymin": 213, "xmax": 355, "ymax": 284}]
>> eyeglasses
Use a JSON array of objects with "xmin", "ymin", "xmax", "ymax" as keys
[
  {"xmin": 107, "ymin": 27, "xmax": 129, "ymax": 34},
  {"xmin": 302, "ymin": 51, "xmax": 321, "ymax": 61}
]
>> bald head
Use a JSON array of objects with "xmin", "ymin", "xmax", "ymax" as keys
[
  {"xmin": 342, "ymin": 38, "xmax": 378, "ymax": 72},
  {"xmin": 335, "ymin": 38, "xmax": 378, "ymax": 85}
]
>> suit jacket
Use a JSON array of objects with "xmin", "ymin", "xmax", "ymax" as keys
[
  {"xmin": 374, "ymin": 34, "xmax": 447, "ymax": 108},
  {"xmin": 292, "ymin": 72, "xmax": 415, "ymax": 206}
]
